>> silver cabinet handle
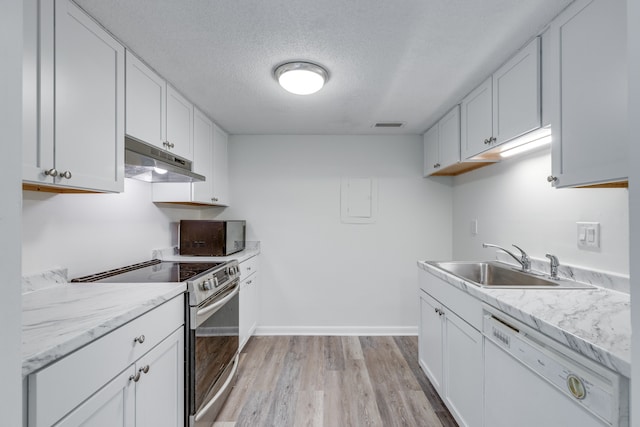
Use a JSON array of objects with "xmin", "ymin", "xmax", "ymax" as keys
[
  {"xmin": 134, "ymin": 335, "xmax": 145, "ymax": 344},
  {"xmin": 44, "ymin": 168, "xmax": 58, "ymax": 177},
  {"xmin": 129, "ymin": 372, "xmax": 141, "ymax": 382},
  {"xmin": 490, "ymin": 137, "xmax": 496, "ymax": 143},
  {"xmin": 139, "ymin": 365, "xmax": 150, "ymax": 374},
  {"xmin": 212, "ymin": 197, "xmax": 219, "ymax": 202},
  {"xmin": 484, "ymin": 138, "xmax": 490, "ymax": 145},
  {"xmin": 246, "ymin": 280, "xmax": 253, "ymax": 285},
  {"xmin": 59, "ymin": 170, "xmax": 72, "ymax": 179},
  {"xmin": 547, "ymin": 175, "xmax": 558, "ymax": 183},
  {"xmin": 433, "ymin": 163, "xmax": 440, "ymax": 168},
  {"xmin": 163, "ymin": 141, "xmax": 175, "ymax": 149}
]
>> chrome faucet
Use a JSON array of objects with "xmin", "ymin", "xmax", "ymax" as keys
[
  {"xmin": 482, "ymin": 243, "xmax": 531, "ymax": 272},
  {"xmin": 545, "ymin": 254, "xmax": 560, "ymax": 279}
]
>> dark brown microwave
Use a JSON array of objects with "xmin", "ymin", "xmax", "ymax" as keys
[{"xmin": 179, "ymin": 220, "xmax": 246, "ymax": 256}]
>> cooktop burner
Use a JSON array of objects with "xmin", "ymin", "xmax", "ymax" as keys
[{"xmin": 71, "ymin": 259, "xmax": 224, "ymax": 283}]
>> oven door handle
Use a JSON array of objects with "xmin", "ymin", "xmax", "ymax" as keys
[{"xmin": 192, "ymin": 281, "xmax": 239, "ymax": 329}]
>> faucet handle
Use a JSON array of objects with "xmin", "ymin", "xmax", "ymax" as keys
[
  {"xmin": 511, "ymin": 244, "xmax": 527, "ymax": 257},
  {"xmin": 545, "ymin": 253, "xmax": 560, "ymax": 279}
]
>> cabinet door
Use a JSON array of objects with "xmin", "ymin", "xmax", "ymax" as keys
[
  {"xmin": 240, "ymin": 272, "xmax": 258, "ymax": 351},
  {"xmin": 23, "ymin": 0, "xmax": 54, "ymax": 184},
  {"xmin": 53, "ymin": 0, "xmax": 124, "ymax": 192},
  {"xmin": 249, "ymin": 273, "xmax": 258, "ymax": 337},
  {"xmin": 125, "ymin": 51, "xmax": 166, "ymax": 150},
  {"xmin": 461, "ymin": 77, "xmax": 493, "ymax": 159},
  {"xmin": 135, "ymin": 328, "xmax": 184, "ymax": 427},
  {"xmin": 239, "ymin": 279, "xmax": 250, "ymax": 351},
  {"xmin": 423, "ymin": 124, "xmax": 439, "ymax": 176},
  {"xmin": 493, "ymin": 37, "xmax": 541, "ymax": 145},
  {"xmin": 438, "ymin": 105, "xmax": 461, "ymax": 168},
  {"xmin": 418, "ymin": 292, "xmax": 444, "ymax": 392},
  {"xmin": 443, "ymin": 310, "xmax": 483, "ymax": 427},
  {"xmin": 192, "ymin": 108, "xmax": 215, "ymax": 204},
  {"xmin": 166, "ymin": 85, "xmax": 193, "ymax": 160},
  {"xmin": 212, "ymin": 125, "xmax": 229, "ymax": 206},
  {"xmin": 549, "ymin": 0, "xmax": 627, "ymax": 187},
  {"xmin": 54, "ymin": 367, "xmax": 135, "ymax": 427}
]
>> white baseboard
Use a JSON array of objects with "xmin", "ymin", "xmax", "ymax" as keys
[{"xmin": 254, "ymin": 325, "xmax": 418, "ymax": 336}]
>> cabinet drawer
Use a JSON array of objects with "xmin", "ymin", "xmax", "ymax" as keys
[
  {"xmin": 28, "ymin": 296, "xmax": 184, "ymax": 427},
  {"xmin": 240, "ymin": 256, "xmax": 258, "ymax": 279},
  {"xmin": 419, "ymin": 270, "xmax": 482, "ymax": 330}
]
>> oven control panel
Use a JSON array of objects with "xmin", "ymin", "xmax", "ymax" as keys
[{"xmin": 189, "ymin": 260, "xmax": 239, "ymax": 306}]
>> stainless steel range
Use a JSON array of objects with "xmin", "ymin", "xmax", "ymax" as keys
[{"xmin": 72, "ymin": 259, "xmax": 241, "ymax": 427}]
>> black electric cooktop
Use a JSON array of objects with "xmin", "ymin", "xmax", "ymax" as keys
[{"xmin": 71, "ymin": 260, "xmax": 224, "ymax": 283}]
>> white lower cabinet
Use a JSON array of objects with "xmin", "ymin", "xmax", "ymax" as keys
[
  {"xmin": 27, "ymin": 296, "xmax": 184, "ymax": 427},
  {"xmin": 418, "ymin": 270, "xmax": 483, "ymax": 427},
  {"xmin": 239, "ymin": 256, "xmax": 259, "ymax": 351}
]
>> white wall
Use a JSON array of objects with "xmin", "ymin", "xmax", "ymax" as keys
[
  {"xmin": 22, "ymin": 179, "xmax": 202, "ymax": 278},
  {"xmin": 216, "ymin": 135, "xmax": 453, "ymax": 334},
  {"xmin": 452, "ymin": 148, "xmax": 629, "ymax": 275},
  {"xmin": 1, "ymin": 0, "xmax": 23, "ymax": 424},
  {"xmin": 627, "ymin": 0, "xmax": 639, "ymax": 423}
]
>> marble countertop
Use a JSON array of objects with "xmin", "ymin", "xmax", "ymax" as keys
[
  {"xmin": 22, "ymin": 282, "xmax": 185, "ymax": 377},
  {"xmin": 154, "ymin": 241, "xmax": 261, "ymax": 264},
  {"xmin": 418, "ymin": 261, "xmax": 631, "ymax": 378}
]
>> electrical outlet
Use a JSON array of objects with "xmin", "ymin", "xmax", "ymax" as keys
[{"xmin": 577, "ymin": 222, "xmax": 600, "ymax": 249}]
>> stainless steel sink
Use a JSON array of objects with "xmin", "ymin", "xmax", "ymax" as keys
[{"xmin": 426, "ymin": 261, "xmax": 595, "ymax": 289}]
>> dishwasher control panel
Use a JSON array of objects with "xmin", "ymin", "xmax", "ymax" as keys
[{"xmin": 483, "ymin": 312, "xmax": 620, "ymax": 425}]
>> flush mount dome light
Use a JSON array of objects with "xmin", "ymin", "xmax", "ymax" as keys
[{"xmin": 274, "ymin": 61, "xmax": 328, "ymax": 95}]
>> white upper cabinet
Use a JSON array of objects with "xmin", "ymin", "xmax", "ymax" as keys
[
  {"xmin": 23, "ymin": 0, "xmax": 125, "ymax": 192},
  {"xmin": 423, "ymin": 124, "xmax": 440, "ymax": 177},
  {"xmin": 461, "ymin": 78, "xmax": 493, "ymax": 159},
  {"xmin": 125, "ymin": 52, "xmax": 193, "ymax": 161},
  {"xmin": 191, "ymin": 108, "xmax": 215, "ymax": 204},
  {"xmin": 125, "ymin": 51, "xmax": 166, "ymax": 149},
  {"xmin": 166, "ymin": 85, "xmax": 194, "ymax": 160},
  {"xmin": 493, "ymin": 37, "xmax": 541, "ymax": 145},
  {"xmin": 212, "ymin": 125, "xmax": 230, "ymax": 206},
  {"xmin": 461, "ymin": 37, "xmax": 541, "ymax": 159},
  {"xmin": 438, "ymin": 106, "xmax": 461, "ymax": 169},
  {"xmin": 547, "ymin": 0, "xmax": 627, "ymax": 188},
  {"xmin": 152, "ymin": 108, "xmax": 229, "ymax": 206},
  {"xmin": 424, "ymin": 105, "xmax": 461, "ymax": 176}
]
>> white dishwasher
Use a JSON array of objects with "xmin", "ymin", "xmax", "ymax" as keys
[{"xmin": 482, "ymin": 305, "xmax": 628, "ymax": 427}]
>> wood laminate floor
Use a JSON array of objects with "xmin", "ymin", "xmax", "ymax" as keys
[{"xmin": 213, "ymin": 336, "xmax": 458, "ymax": 427}]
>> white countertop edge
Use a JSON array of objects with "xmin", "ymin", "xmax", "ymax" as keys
[
  {"xmin": 156, "ymin": 243, "xmax": 261, "ymax": 264},
  {"xmin": 22, "ymin": 283, "xmax": 186, "ymax": 377},
  {"xmin": 417, "ymin": 261, "xmax": 631, "ymax": 378}
]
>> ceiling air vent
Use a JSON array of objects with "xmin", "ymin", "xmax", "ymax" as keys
[{"xmin": 373, "ymin": 122, "xmax": 405, "ymax": 128}]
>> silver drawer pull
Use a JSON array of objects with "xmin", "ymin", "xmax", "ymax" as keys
[
  {"xmin": 129, "ymin": 372, "xmax": 141, "ymax": 382},
  {"xmin": 139, "ymin": 365, "xmax": 150, "ymax": 374},
  {"xmin": 44, "ymin": 168, "xmax": 58, "ymax": 177},
  {"xmin": 134, "ymin": 335, "xmax": 145, "ymax": 344}
]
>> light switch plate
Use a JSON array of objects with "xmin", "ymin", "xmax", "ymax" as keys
[
  {"xmin": 470, "ymin": 219, "xmax": 478, "ymax": 236},
  {"xmin": 577, "ymin": 222, "xmax": 600, "ymax": 250}
]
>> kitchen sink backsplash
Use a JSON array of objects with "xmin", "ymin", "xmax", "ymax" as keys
[{"xmin": 494, "ymin": 252, "xmax": 629, "ymax": 294}]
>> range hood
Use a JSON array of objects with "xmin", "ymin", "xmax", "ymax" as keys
[{"xmin": 124, "ymin": 136, "xmax": 205, "ymax": 183}]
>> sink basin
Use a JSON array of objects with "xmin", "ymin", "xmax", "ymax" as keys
[{"xmin": 426, "ymin": 261, "xmax": 595, "ymax": 289}]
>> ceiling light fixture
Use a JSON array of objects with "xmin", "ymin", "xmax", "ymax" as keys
[{"xmin": 274, "ymin": 61, "xmax": 328, "ymax": 95}]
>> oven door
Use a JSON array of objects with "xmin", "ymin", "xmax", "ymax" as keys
[{"xmin": 187, "ymin": 280, "xmax": 239, "ymax": 427}]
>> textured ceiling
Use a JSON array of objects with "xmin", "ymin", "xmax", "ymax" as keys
[{"xmin": 75, "ymin": 0, "xmax": 573, "ymax": 135}]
